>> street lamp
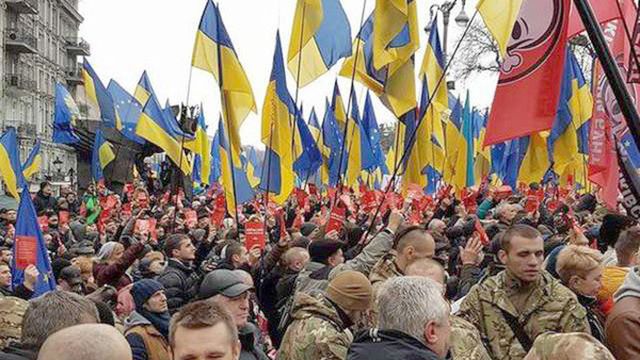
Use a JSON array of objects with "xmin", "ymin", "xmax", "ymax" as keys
[
  {"xmin": 53, "ymin": 157, "xmax": 62, "ymax": 180},
  {"xmin": 424, "ymin": 0, "xmax": 469, "ymax": 65}
]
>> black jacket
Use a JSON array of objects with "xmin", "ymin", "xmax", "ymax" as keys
[
  {"xmin": 348, "ymin": 329, "xmax": 441, "ymax": 360},
  {"xmin": 33, "ymin": 191, "xmax": 57, "ymax": 215},
  {"xmin": 239, "ymin": 323, "xmax": 269, "ymax": 360},
  {"xmin": 0, "ymin": 284, "xmax": 33, "ymax": 301},
  {"xmin": 156, "ymin": 259, "xmax": 203, "ymax": 314},
  {"xmin": 0, "ymin": 345, "xmax": 37, "ymax": 360}
]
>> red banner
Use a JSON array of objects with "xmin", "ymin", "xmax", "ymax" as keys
[
  {"xmin": 245, "ymin": 220, "xmax": 266, "ymax": 250},
  {"xmin": 326, "ymin": 202, "xmax": 346, "ymax": 233},
  {"xmin": 484, "ymin": 0, "xmax": 571, "ymax": 145},
  {"xmin": 568, "ymin": 0, "xmax": 623, "ymax": 37},
  {"xmin": 14, "ymin": 236, "xmax": 37, "ymax": 270}
]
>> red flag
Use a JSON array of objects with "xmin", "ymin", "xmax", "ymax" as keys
[
  {"xmin": 568, "ymin": 0, "xmax": 623, "ymax": 37},
  {"xmin": 326, "ymin": 201, "xmax": 346, "ymax": 233},
  {"xmin": 14, "ymin": 235, "xmax": 37, "ymax": 270},
  {"xmin": 362, "ymin": 190, "xmax": 376, "ymax": 213},
  {"xmin": 475, "ymin": 219, "xmax": 490, "ymax": 246},
  {"xmin": 484, "ymin": 0, "xmax": 571, "ymax": 145},
  {"xmin": 524, "ymin": 195, "xmax": 540, "ymax": 214}
]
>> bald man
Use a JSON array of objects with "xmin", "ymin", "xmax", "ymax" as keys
[
  {"xmin": 37, "ymin": 324, "xmax": 132, "ymax": 360},
  {"xmin": 405, "ymin": 258, "xmax": 446, "ymax": 285}
]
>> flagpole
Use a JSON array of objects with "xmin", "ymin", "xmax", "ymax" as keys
[
  {"xmin": 263, "ymin": 123, "xmax": 275, "ymax": 233},
  {"xmin": 363, "ymin": 10, "xmax": 479, "ymax": 240},
  {"xmin": 302, "ymin": 119, "xmax": 324, "ymax": 190},
  {"xmin": 215, "ymin": 3, "xmax": 240, "ymax": 226},
  {"xmin": 334, "ymin": 0, "xmax": 369, "ymax": 203},
  {"xmin": 290, "ymin": 2, "xmax": 308, "ymax": 158},
  {"xmin": 573, "ymin": 0, "xmax": 640, "ymax": 145}
]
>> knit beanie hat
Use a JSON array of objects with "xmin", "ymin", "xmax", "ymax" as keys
[
  {"xmin": 131, "ymin": 279, "xmax": 164, "ymax": 311},
  {"xmin": 300, "ymin": 223, "xmax": 319, "ymax": 237},
  {"xmin": 326, "ymin": 270, "xmax": 372, "ymax": 311}
]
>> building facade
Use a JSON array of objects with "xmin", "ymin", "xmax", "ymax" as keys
[{"xmin": 0, "ymin": 0, "xmax": 88, "ymax": 191}]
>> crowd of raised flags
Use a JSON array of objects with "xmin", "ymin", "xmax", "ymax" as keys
[{"xmin": 0, "ymin": 0, "xmax": 633, "ymax": 219}]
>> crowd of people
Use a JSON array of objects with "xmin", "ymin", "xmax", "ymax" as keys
[{"xmin": 0, "ymin": 177, "xmax": 637, "ymax": 359}]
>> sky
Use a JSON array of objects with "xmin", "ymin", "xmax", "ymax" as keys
[{"xmin": 78, "ymin": 0, "xmax": 497, "ymax": 148}]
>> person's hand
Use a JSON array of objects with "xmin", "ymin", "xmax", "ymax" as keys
[
  {"xmin": 23, "ymin": 265, "xmax": 39, "ymax": 290},
  {"xmin": 387, "ymin": 210, "xmax": 403, "ymax": 233},
  {"xmin": 57, "ymin": 243, "xmax": 67, "ymax": 257},
  {"xmin": 248, "ymin": 245, "xmax": 262, "ymax": 267},
  {"xmin": 459, "ymin": 235, "xmax": 484, "ymax": 266},
  {"xmin": 278, "ymin": 233, "xmax": 291, "ymax": 247}
]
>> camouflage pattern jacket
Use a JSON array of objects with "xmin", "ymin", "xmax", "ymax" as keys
[
  {"xmin": 523, "ymin": 332, "xmax": 615, "ymax": 360},
  {"xmin": 368, "ymin": 251, "xmax": 402, "ymax": 295},
  {"xmin": 450, "ymin": 316, "xmax": 492, "ymax": 360},
  {"xmin": 278, "ymin": 291, "xmax": 352, "ymax": 360},
  {"xmin": 457, "ymin": 270, "xmax": 590, "ymax": 360}
]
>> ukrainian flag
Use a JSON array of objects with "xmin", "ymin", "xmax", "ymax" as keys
[
  {"xmin": 372, "ymin": 0, "xmax": 419, "ymax": 71},
  {"xmin": 187, "ymin": 108, "xmax": 212, "ymax": 186},
  {"xmin": 288, "ymin": 0, "xmax": 352, "ymax": 87},
  {"xmin": 135, "ymin": 92, "xmax": 192, "ymax": 175},
  {"xmin": 81, "ymin": 59, "xmax": 122, "ymax": 130},
  {"xmin": 414, "ymin": 78, "xmax": 445, "ymax": 189},
  {"xmin": 459, "ymin": 93, "xmax": 475, "ymax": 188},
  {"xmin": 477, "ymin": 0, "xmax": 524, "ymax": 58},
  {"xmin": 331, "ymin": 81, "xmax": 347, "ymax": 130},
  {"xmin": 443, "ymin": 96, "xmax": 465, "ymax": 186},
  {"xmin": 259, "ymin": 33, "xmax": 296, "ymax": 205},
  {"xmin": 217, "ymin": 118, "xmax": 255, "ymax": 216},
  {"xmin": 53, "ymin": 83, "xmax": 81, "ymax": 144},
  {"xmin": 518, "ymin": 132, "xmax": 550, "ymax": 186},
  {"xmin": 548, "ymin": 49, "xmax": 592, "ymax": 187},
  {"xmin": 474, "ymin": 111, "xmax": 491, "ymax": 181},
  {"xmin": 0, "ymin": 128, "xmax": 26, "ymax": 198},
  {"xmin": 503, "ymin": 138, "xmax": 524, "ymax": 188},
  {"xmin": 192, "ymin": 0, "xmax": 256, "ymax": 167},
  {"xmin": 133, "ymin": 71, "xmax": 155, "ymax": 106},
  {"xmin": 419, "ymin": 16, "xmax": 447, "ymax": 149},
  {"xmin": 307, "ymin": 108, "xmax": 330, "ymax": 186},
  {"xmin": 91, "ymin": 129, "xmax": 116, "ymax": 182},
  {"xmin": 402, "ymin": 108, "xmax": 427, "ymax": 191},
  {"xmin": 245, "ymin": 147, "xmax": 262, "ymax": 189},
  {"xmin": 322, "ymin": 100, "xmax": 345, "ymax": 187},
  {"xmin": 22, "ymin": 140, "xmax": 41, "ymax": 180}
]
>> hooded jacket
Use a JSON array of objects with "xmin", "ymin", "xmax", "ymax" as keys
[
  {"xmin": 238, "ymin": 323, "xmax": 269, "ymax": 360},
  {"xmin": 605, "ymin": 267, "xmax": 640, "ymax": 359},
  {"xmin": 347, "ymin": 329, "xmax": 440, "ymax": 360},
  {"xmin": 156, "ymin": 259, "xmax": 202, "ymax": 314}
]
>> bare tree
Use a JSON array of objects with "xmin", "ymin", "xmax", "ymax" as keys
[{"xmin": 450, "ymin": 19, "xmax": 500, "ymax": 81}]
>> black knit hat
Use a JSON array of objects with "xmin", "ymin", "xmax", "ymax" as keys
[
  {"xmin": 599, "ymin": 214, "xmax": 636, "ymax": 250},
  {"xmin": 309, "ymin": 239, "xmax": 343, "ymax": 264}
]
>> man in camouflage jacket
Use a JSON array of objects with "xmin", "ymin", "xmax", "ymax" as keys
[{"xmin": 458, "ymin": 225, "xmax": 590, "ymax": 360}]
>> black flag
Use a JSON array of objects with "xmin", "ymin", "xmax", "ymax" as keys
[{"xmin": 617, "ymin": 143, "xmax": 640, "ymax": 220}]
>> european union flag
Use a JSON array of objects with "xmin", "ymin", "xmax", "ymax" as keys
[
  {"xmin": 53, "ymin": 83, "xmax": 81, "ymax": 144},
  {"xmin": 293, "ymin": 110, "xmax": 322, "ymax": 181},
  {"xmin": 107, "ymin": 80, "xmax": 145, "ymax": 145},
  {"xmin": 11, "ymin": 185, "xmax": 56, "ymax": 298}
]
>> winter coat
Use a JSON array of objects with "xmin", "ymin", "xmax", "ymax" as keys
[
  {"xmin": 239, "ymin": 323, "xmax": 269, "ymax": 360},
  {"xmin": 33, "ymin": 191, "xmax": 56, "ymax": 215},
  {"xmin": 124, "ymin": 311, "xmax": 170, "ymax": 360},
  {"xmin": 606, "ymin": 266, "xmax": 640, "ymax": 360},
  {"xmin": 278, "ymin": 291, "xmax": 352, "ymax": 360},
  {"xmin": 93, "ymin": 242, "xmax": 144, "ymax": 290},
  {"xmin": 347, "ymin": 329, "xmax": 441, "ymax": 360},
  {"xmin": 156, "ymin": 259, "xmax": 202, "ymax": 314},
  {"xmin": 0, "ymin": 345, "xmax": 37, "ymax": 360}
]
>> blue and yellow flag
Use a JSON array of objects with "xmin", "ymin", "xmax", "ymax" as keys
[
  {"xmin": 518, "ymin": 132, "xmax": 550, "ymax": 186},
  {"xmin": 209, "ymin": 128, "xmax": 222, "ymax": 185},
  {"xmin": 22, "ymin": 140, "xmax": 41, "ymax": 180},
  {"xmin": 91, "ymin": 129, "xmax": 116, "ymax": 182},
  {"xmin": 294, "ymin": 110, "xmax": 323, "ymax": 181},
  {"xmin": 372, "ymin": 0, "xmax": 419, "ymax": 71},
  {"xmin": 218, "ymin": 118, "xmax": 255, "ymax": 216},
  {"xmin": 443, "ymin": 96, "xmax": 465, "ymax": 186},
  {"xmin": 460, "ymin": 93, "xmax": 475, "ymax": 188},
  {"xmin": 53, "ymin": 83, "xmax": 81, "ymax": 144},
  {"xmin": 288, "ymin": 0, "xmax": 352, "ymax": 87},
  {"xmin": 345, "ymin": 89, "xmax": 376, "ymax": 187},
  {"xmin": 331, "ymin": 81, "xmax": 347, "ymax": 130},
  {"xmin": 81, "ymin": 59, "xmax": 122, "ymax": 130},
  {"xmin": 245, "ymin": 146, "xmax": 262, "ymax": 189},
  {"xmin": 188, "ymin": 108, "xmax": 212, "ymax": 186},
  {"xmin": 135, "ymin": 92, "xmax": 192, "ymax": 174},
  {"xmin": 259, "ymin": 33, "xmax": 296, "ymax": 204},
  {"xmin": 474, "ymin": 111, "xmax": 491, "ymax": 181},
  {"xmin": 133, "ymin": 71, "xmax": 156, "ymax": 106},
  {"xmin": 107, "ymin": 80, "xmax": 146, "ymax": 145},
  {"xmin": 0, "ymin": 128, "xmax": 26, "ymax": 198},
  {"xmin": 419, "ymin": 16, "xmax": 447, "ymax": 148},
  {"xmin": 503, "ymin": 138, "xmax": 524, "ymax": 188},
  {"xmin": 548, "ymin": 49, "xmax": 592, "ymax": 186},
  {"xmin": 322, "ymin": 100, "xmax": 345, "ymax": 187},
  {"xmin": 192, "ymin": 0, "xmax": 256, "ymax": 167},
  {"xmin": 477, "ymin": 0, "xmax": 524, "ymax": 58},
  {"xmin": 11, "ymin": 185, "xmax": 56, "ymax": 298}
]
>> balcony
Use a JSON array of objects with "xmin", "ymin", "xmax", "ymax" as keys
[
  {"xmin": 5, "ymin": 0, "xmax": 38, "ymax": 15},
  {"xmin": 59, "ymin": 0, "xmax": 84, "ymax": 23},
  {"xmin": 1, "ymin": 121, "xmax": 36, "ymax": 138},
  {"xmin": 65, "ymin": 37, "xmax": 90, "ymax": 56},
  {"xmin": 65, "ymin": 66, "xmax": 84, "ymax": 86},
  {"xmin": 4, "ymin": 74, "xmax": 37, "ymax": 95},
  {"xmin": 4, "ymin": 28, "xmax": 37, "ymax": 54}
]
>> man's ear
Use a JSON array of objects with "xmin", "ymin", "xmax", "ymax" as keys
[
  {"xmin": 233, "ymin": 339, "xmax": 241, "ymax": 359},
  {"xmin": 424, "ymin": 320, "xmax": 438, "ymax": 345},
  {"xmin": 498, "ymin": 249, "xmax": 508, "ymax": 265}
]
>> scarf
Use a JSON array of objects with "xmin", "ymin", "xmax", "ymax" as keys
[{"xmin": 140, "ymin": 308, "xmax": 170, "ymax": 340}]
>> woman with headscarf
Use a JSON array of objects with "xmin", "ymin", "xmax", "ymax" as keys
[{"xmin": 94, "ymin": 239, "xmax": 148, "ymax": 290}]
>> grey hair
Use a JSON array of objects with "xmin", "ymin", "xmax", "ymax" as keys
[
  {"xmin": 377, "ymin": 276, "xmax": 449, "ymax": 344},
  {"xmin": 22, "ymin": 291, "xmax": 99, "ymax": 348},
  {"xmin": 95, "ymin": 242, "xmax": 120, "ymax": 262},
  {"xmin": 427, "ymin": 219, "xmax": 445, "ymax": 231}
]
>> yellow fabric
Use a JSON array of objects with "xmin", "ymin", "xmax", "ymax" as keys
[
  {"xmin": 22, "ymin": 155, "xmax": 41, "ymax": 180},
  {"xmin": 98, "ymin": 142, "xmax": 116, "ymax": 169},
  {"xmin": 136, "ymin": 113, "xmax": 192, "ymax": 174},
  {"xmin": 373, "ymin": 0, "xmax": 419, "ymax": 70},
  {"xmin": 598, "ymin": 266, "xmax": 630, "ymax": 303},
  {"xmin": 518, "ymin": 132, "xmax": 550, "ymax": 185},
  {"xmin": 0, "ymin": 146, "xmax": 18, "ymax": 198},
  {"xmin": 287, "ymin": 0, "xmax": 325, "ymax": 87},
  {"xmin": 133, "ymin": 86, "xmax": 150, "ymax": 106},
  {"xmin": 477, "ymin": 0, "xmax": 524, "ymax": 58},
  {"xmin": 474, "ymin": 128, "xmax": 491, "ymax": 182},
  {"xmin": 380, "ymin": 59, "xmax": 418, "ymax": 120},
  {"xmin": 219, "ymin": 138, "xmax": 238, "ymax": 217},
  {"xmin": 81, "ymin": 69, "xmax": 99, "ymax": 107},
  {"xmin": 185, "ymin": 127, "xmax": 211, "ymax": 185},
  {"xmin": 345, "ymin": 117, "xmax": 362, "ymax": 188}
]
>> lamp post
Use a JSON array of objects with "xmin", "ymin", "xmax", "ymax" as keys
[
  {"xmin": 53, "ymin": 156, "xmax": 62, "ymax": 181},
  {"xmin": 424, "ymin": 0, "xmax": 470, "ymax": 66}
]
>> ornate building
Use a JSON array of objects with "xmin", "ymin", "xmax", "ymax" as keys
[{"xmin": 0, "ymin": 0, "xmax": 88, "ymax": 190}]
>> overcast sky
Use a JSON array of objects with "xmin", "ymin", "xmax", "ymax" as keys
[{"xmin": 78, "ymin": 0, "xmax": 496, "ymax": 147}]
